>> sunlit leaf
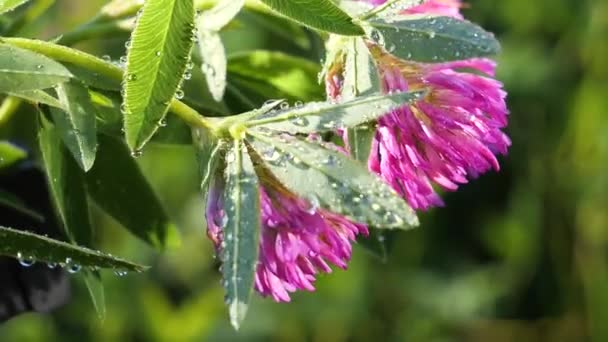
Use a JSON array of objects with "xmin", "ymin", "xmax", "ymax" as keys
[
  {"xmin": 222, "ymin": 140, "xmax": 260, "ymax": 330},
  {"xmin": 247, "ymin": 91, "xmax": 424, "ymax": 134},
  {"xmin": 0, "ymin": 0, "xmax": 30, "ymax": 14},
  {"xmin": 193, "ymin": 127, "xmax": 224, "ymax": 193},
  {"xmin": 123, "ymin": 0, "xmax": 195, "ymax": 151},
  {"xmin": 366, "ymin": 16, "xmax": 500, "ymax": 62},
  {"xmin": 195, "ymin": 0, "xmax": 244, "ymax": 102},
  {"xmin": 0, "ymin": 44, "xmax": 72, "ymax": 93},
  {"xmin": 198, "ymin": 0, "xmax": 244, "ymax": 31},
  {"xmin": 258, "ymin": 0, "xmax": 364, "ymax": 35},
  {"xmin": 196, "ymin": 30, "xmax": 227, "ymax": 102},
  {"xmin": 247, "ymin": 133, "xmax": 418, "ymax": 229},
  {"xmin": 342, "ymin": 37, "xmax": 381, "ymax": 100},
  {"xmin": 0, "ymin": 141, "xmax": 27, "ymax": 169},
  {"xmin": 347, "ymin": 123, "xmax": 376, "ymax": 163}
]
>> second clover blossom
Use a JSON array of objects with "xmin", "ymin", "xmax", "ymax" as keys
[
  {"xmin": 328, "ymin": 0, "xmax": 510, "ymax": 210},
  {"xmin": 206, "ymin": 172, "xmax": 367, "ymax": 302}
]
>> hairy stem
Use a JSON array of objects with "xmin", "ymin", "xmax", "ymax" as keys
[{"xmin": 2, "ymin": 38, "xmax": 218, "ymax": 133}]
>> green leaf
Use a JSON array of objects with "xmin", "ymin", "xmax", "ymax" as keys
[
  {"xmin": 93, "ymin": 90, "xmax": 195, "ymax": 146},
  {"xmin": 51, "ymin": 81, "xmax": 98, "ymax": 171},
  {"xmin": 83, "ymin": 270, "xmax": 106, "ymax": 320},
  {"xmin": 258, "ymin": 0, "xmax": 363, "ymax": 35},
  {"xmin": 247, "ymin": 91, "xmax": 424, "ymax": 134},
  {"xmin": 222, "ymin": 139, "xmax": 261, "ymax": 330},
  {"xmin": 8, "ymin": 89, "xmax": 62, "ymax": 108},
  {"xmin": 347, "ymin": 123, "xmax": 376, "ymax": 163},
  {"xmin": 0, "ymin": 0, "xmax": 30, "ymax": 14},
  {"xmin": 38, "ymin": 113, "xmax": 92, "ymax": 245},
  {"xmin": 86, "ymin": 134, "xmax": 181, "ymax": 250},
  {"xmin": 247, "ymin": 132, "xmax": 418, "ymax": 229},
  {"xmin": 196, "ymin": 30, "xmax": 227, "ymax": 102},
  {"xmin": 64, "ymin": 63, "xmax": 121, "ymax": 91},
  {"xmin": 341, "ymin": 37, "xmax": 381, "ymax": 100},
  {"xmin": 198, "ymin": 0, "xmax": 244, "ymax": 31},
  {"xmin": 0, "ymin": 141, "xmax": 27, "ymax": 169},
  {"xmin": 0, "ymin": 44, "xmax": 72, "ymax": 93},
  {"xmin": 193, "ymin": 127, "xmax": 224, "ymax": 193},
  {"xmin": 0, "ymin": 189, "xmax": 44, "ymax": 223},
  {"xmin": 366, "ymin": 17, "xmax": 501, "ymax": 62},
  {"xmin": 228, "ymin": 51, "xmax": 323, "ymax": 103},
  {"xmin": 181, "ymin": 62, "xmax": 231, "ymax": 115},
  {"xmin": 0, "ymin": 226, "xmax": 146, "ymax": 271},
  {"xmin": 357, "ymin": 229, "xmax": 397, "ymax": 263},
  {"xmin": 243, "ymin": 10, "xmax": 310, "ymax": 50},
  {"xmin": 123, "ymin": 0, "xmax": 195, "ymax": 151},
  {"xmin": 195, "ymin": 0, "xmax": 244, "ymax": 102},
  {"xmin": 39, "ymin": 113, "xmax": 108, "ymax": 316}
]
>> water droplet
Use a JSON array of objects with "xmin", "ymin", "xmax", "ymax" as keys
[
  {"xmin": 68, "ymin": 264, "xmax": 81, "ymax": 274},
  {"xmin": 175, "ymin": 89, "xmax": 185, "ymax": 99},
  {"xmin": 17, "ymin": 252, "xmax": 35, "ymax": 267},
  {"xmin": 125, "ymin": 40, "xmax": 132, "ymax": 49},
  {"xmin": 120, "ymin": 103, "xmax": 127, "ymax": 114},
  {"xmin": 305, "ymin": 194, "xmax": 320, "ymax": 215},
  {"xmin": 102, "ymin": 55, "xmax": 111, "ymax": 62},
  {"xmin": 47, "ymin": 262, "xmax": 58, "ymax": 269},
  {"xmin": 36, "ymin": 64, "xmax": 43, "ymax": 70},
  {"xmin": 155, "ymin": 51, "xmax": 161, "ymax": 57},
  {"xmin": 294, "ymin": 101, "xmax": 304, "ymax": 107},
  {"xmin": 291, "ymin": 117, "xmax": 309, "ymax": 127},
  {"xmin": 262, "ymin": 147, "xmax": 281, "ymax": 162},
  {"xmin": 114, "ymin": 270, "xmax": 128, "ymax": 277},
  {"xmin": 131, "ymin": 149, "xmax": 143, "ymax": 158},
  {"xmin": 280, "ymin": 102, "xmax": 290, "ymax": 110},
  {"xmin": 157, "ymin": 118, "xmax": 167, "ymax": 127},
  {"xmin": 127, "ymin": 73, "xmax": 137, "ymax": 81},
  {"xmin": 322, "ymin": 155, "xmax": 339, "ymax": 166},
  {"xmin": 120, "ymin": 56, "xmax": 128, "ymax": 64}
]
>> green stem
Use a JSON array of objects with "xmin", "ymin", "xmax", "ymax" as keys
[
  {"xmin": 359, "ymin": 0, "xmax": 423, "ymax": 20},
  {"xmin": 2, "ymin": 38, "xmax": 217, "ymax": 133},
  {"xmin": 0, "ymin": 97, "xmax": 23, "ymax": 126}
]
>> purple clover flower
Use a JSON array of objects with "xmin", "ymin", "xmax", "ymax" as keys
[
  {"xmin": 331, "ymin": 0, "xmax": 511, "ymax": 210},
  {"xmin": 206, "ymin": 179, "xmax": 367, "ymax": 302}
]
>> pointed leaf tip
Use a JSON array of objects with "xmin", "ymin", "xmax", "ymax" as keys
[
  {"xmin": 123, "ymin": 0, "xmax": 195, "ymax": 151},
  {"xmin": 229, "ymin": 300, "xmax": 249, "ymax": 330}
]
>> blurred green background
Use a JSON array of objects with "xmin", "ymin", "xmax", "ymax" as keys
[{"xmin": 1, "ymin": 0, "xmax": 608, "ymax": 341}]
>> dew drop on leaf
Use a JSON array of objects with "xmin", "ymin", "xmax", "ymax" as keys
[{"xmin": 17, "ymin": 252, "xmax": 35, "ymax": 267}]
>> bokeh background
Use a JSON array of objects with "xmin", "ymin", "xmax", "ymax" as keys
[{"xmin": 1, "ymin": 0, "xmax": 607, "ymax": 341}]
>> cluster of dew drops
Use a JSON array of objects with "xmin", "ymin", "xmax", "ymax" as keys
[
  {"xmin": 95, "ymin": 7, "xmax": 209, "ymax": 159},
  {"xmin": 15, "ymin": 252, "xmax": 129, "ymax": 277}
]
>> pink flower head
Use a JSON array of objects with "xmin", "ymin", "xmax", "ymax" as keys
[
  {"xmin": 368, "ymin": 55, "xmax": 510, "ymax": 210},
  {"xmin": 328, "ymin": 0, "xmax": 510, "ymax": 210},
  {"xmin": 206, "ymin": 177, "xmax": 367, "ymax": 302}
]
